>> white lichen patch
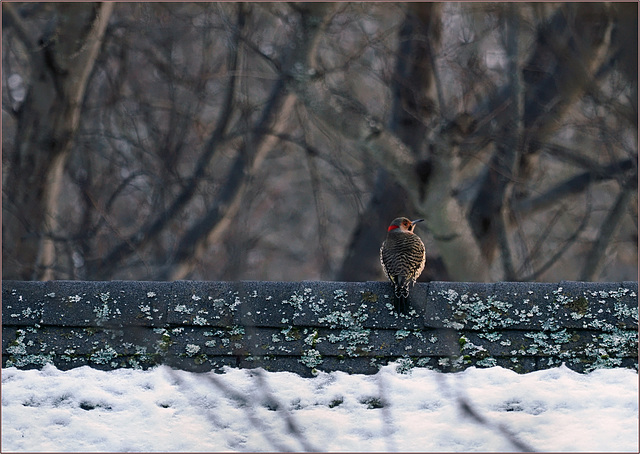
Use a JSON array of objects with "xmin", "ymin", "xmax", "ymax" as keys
[
  {"xmin": 193, "ymin": 316, "xmax": 208, "ymax": 326},
  {"xmin": 90, "ymin": 346, "xmax": 118, "ymax": 365},
  {"xmin": 93, "ymin": 293, "xmax": 120, "ymax": 325},
  {"xmin": 282, "ymin": 292, "xmax": 304, "ymax": 311},
  {"xmin": 281, "ymin": 326, "xmax": 298, "ymax": 341},
  {"xmin": 440, "ymin": 290, "xmax": 517, "ymax": 330},
  {"xmin": 229, "ymin": 325, "xmax": 245, "ymax": 336},
  {"xmin": 282, "ymin": 287, "xmax": 326, "ymax": 316},
  {"xmin": 613, "ymin": 300, "xmax": 638, "ymax": 323},
  {"xmin": 174, "ymin": 304, "xmax": 192, "ymax": 314},
  {"xmin": 138, "ymin": 304, "xmax": 153, "ymax": 320},
  {"xmin": 461, "ymin": 337, "xmax": 488, "ymax": 357},
  {"xmin": 395, "ymin": 357, "xmax": 414, "ymax": 374},
  {"xmin": 299, "ymin": 348, "xmax": 323, "ymax": 370},
  {"xmin": 478, "ymin": 332, "xmax": 502, "ymax": 342},
  {"xmin": 185, "ymin": 344, "xmax": 201, "ymax": 356},
  {"xmin": 7, "ymin": 329, "xmax": 28, "ymax": 357},
  {"xmin": 476, "ymin": 357, "xmax": 498, "ymax": 367},
  {"xmin": 304, "ymin": 330, "xmax": 320, "ymax": 346}
]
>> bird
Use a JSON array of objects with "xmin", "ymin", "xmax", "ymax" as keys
[{"xmin": 380, "ymin": 217, "xmax": 426, "ymax": 313}]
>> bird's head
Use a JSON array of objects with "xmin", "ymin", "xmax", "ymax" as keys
[{"xmin": 387, "ymin": 217, "xmax": 423, "ymax": 234}]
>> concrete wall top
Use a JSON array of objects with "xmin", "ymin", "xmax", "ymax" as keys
[{"xmin": 3, "ymin": 280, "xmax": 638, "ymax": 375}]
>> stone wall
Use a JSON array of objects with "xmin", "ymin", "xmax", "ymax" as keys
[{"xmin": 2, "ymin": 280, "xmax": 637, "ymax": 376}]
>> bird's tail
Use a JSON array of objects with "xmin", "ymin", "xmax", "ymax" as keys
[
  {"xmin": 394, "ymin": 292, "xmax": 409, "ymax": 314},
  {"xmin": 393, "ymin": 278, "xmax": 411, "ymax": 314}
]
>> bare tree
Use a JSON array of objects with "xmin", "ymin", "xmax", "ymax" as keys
[
  {"xmin": 3, "ymin": 2, "xmax": 113, "ymax": 280},
  {"xmin": 2, "ymin": 2, "xmax": 636, "ymax": 283},
  {"xmin": 331, "ymin": 3, "xmax": 638, "ymax": 282},
  {"xmin": 338, "ymin": 3, "xmax": 445, "ymax": 282}
]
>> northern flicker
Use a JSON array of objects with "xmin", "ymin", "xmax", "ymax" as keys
[{"xmin": 380, "ymin": 217, "xmax": 426, "ymax": 313}]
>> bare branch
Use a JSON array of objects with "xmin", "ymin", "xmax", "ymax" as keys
[
  {"xmin": 580, "ymin": 177, "xmax": 637, "ymax": 280},
  {"xmin": 161, "ymin": 3, "xmax": 335, "ymax": 280},
  {"xmin": 2, "ymin": 3, "xmax": 37, "ymax": 52},
  {"xmin": 512, "ymin": 158, "xmax": 636, "ymax": 217},
  {"xmin": 519, "ymin": 205, "xmax": 591, "ymax": 282},
  {"xmin": 91, "ymin": 5, "xmax": 245, "ymax": 278}
]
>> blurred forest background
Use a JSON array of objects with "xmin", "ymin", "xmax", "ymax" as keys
[{"xmin": 2, "ymin": 2, "xmax": 637, "ymax": 283}]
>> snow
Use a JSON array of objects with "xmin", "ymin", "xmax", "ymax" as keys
[{"xmin": 2, "ymin": 362, "xmax": 637, "ymax": 452}]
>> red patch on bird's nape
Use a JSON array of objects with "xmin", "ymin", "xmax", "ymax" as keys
[{"xmin": 388, "ymin": 225, "xmax": 400, "ymax": 232}]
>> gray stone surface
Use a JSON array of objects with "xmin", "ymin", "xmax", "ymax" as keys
[{"xmin": 3, "ymin": 280, "xmax": 637, "ymax": 376}]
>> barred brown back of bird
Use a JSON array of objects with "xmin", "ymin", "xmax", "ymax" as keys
[
  {"xmin": 379, "ymin": 217, "xmax": 426, "ymax": 312},
  {"xmin": 380, "ymin": 233, "xmax": 425, "ymax": 294}
]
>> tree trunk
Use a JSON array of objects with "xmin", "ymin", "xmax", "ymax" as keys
[
  {"xmin": 468, "ymin": 2, "xmax": 616, "ymax": 265},
  {"xmin": 291, "ymin": 5, "xmax": 490, "ymax": 281},
  {"xmin": 3, "ymin": 3, "xmax": 114, "ymax": 280},
  {"xmin": 337, "ymin": 6, "xmax": 433, "ymax": 282},
  {"xmin": 337, "ymin": 3, "xmax": 488, "ymax": 282}
]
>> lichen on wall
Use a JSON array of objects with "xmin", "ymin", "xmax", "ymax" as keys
[{"xmin": 2, "ymin": 280, "xmax": 637, "ymax": 375}]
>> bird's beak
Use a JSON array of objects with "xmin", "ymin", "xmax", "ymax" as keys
[{"xmin": 411, "ymin": 219, "xmax": 424, "ymax": 225}]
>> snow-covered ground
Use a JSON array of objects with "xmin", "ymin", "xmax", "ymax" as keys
[{"xmin": 2, "ymin": 362, "xmax": 637, "ymax": 452}]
